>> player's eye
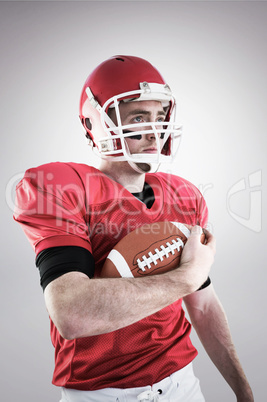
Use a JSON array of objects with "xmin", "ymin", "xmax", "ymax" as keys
[{"xmin": 133, "ymin": 116, "xmax": 143, "ymax": 123}]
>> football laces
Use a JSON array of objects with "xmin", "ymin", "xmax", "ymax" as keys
[{"xmin": 136, "ymin": 238, "xmax": 184, "ymax": 271}]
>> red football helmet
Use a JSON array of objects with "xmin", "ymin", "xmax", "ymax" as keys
[{"xmin": 79, "ymin": 55, "xmax": 182, "ymax": 172}]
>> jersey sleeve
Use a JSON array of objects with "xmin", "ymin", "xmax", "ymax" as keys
[
  {"xmin": 13, "ymin": 162, "xmax": 92, "ymax": 256},
  {"xmin": 196, "ymin": 189, "xmax": 209, "ymax": 228}
]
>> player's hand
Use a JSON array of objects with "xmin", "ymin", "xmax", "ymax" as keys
[{"xmin": 179, "ymin": 225, "xmax": 216, "ymax": 290}]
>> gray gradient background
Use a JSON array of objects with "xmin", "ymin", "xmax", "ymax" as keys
[{"xmin": 1, "ymin": 1, "xmax": 266, "ymax": 401}]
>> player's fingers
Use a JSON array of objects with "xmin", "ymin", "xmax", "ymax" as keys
[
  {"xmin": 202, "ymin": 228, "xmax": 216, "ymax": 251},
  {"xmin": 190, "ymin": 225, "xmax": 203, "ymax": 236},
  {"xmin": 185, "ymin": 225, "xmax": 206, "ymax": 246}
]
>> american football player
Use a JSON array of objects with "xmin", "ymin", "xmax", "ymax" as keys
[{"xmin": 14, "ymin": 55, "xmax": 253, "ymax": 402}]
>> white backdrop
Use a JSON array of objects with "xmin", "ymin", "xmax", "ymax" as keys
[{"xmin": 1, "ymin": 1, "xmax": 266, "ymax": 401}]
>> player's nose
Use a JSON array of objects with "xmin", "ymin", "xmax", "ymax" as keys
[{"xmin": 146, "ymin": 132, "xmax": 156, "ymax": 141}]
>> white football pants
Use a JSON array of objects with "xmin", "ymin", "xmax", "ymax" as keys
[{"xmin": 59, "ymin": 362, "xmax": 205, "ymax": 402}]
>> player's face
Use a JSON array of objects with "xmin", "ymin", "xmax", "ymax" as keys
[
  {"xmin": 119, "ymin": 100, "xmax": 167, "ymax": 155},
  {"xmin": 109, "ymin": 100, "xmax": 167, "ymax": 155}
]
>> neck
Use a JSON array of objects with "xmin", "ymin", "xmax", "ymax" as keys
[{"xmin": 99, "ymin": 160, "xmax": 146, "ymax": 192}]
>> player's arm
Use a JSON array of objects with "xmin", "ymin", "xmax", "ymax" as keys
[
  {"xmin": 183, "ymin": 285, "xmax": 254, "ymax": 401},
  {"xmin": 44, "ymin": 226, "xmax": 216, "ymax": 339}
]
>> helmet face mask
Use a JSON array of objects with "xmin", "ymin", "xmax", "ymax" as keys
[{"xmin": 79, "ymin": 56, "xmax": 182, "ymax": 171}]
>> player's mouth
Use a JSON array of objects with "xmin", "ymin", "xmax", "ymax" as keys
[{"xmin": 143, "ymin": 147, "xmax": 158, "ymax": 153}]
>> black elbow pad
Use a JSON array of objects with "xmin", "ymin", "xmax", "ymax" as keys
[{"xmin": 36, "ymin": 246, "xmax": 95, "ymax": 291}]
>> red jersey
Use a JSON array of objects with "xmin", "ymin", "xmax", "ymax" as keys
[{"xmin": 14, "ymin": 162, "xmax": 208, "ymax": 390}]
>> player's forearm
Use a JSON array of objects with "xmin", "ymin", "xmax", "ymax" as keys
[
  {"xmin": 199, "ymin": 323, "xmax": 254, "ymax": 401},
  {"xmin": 186, "ymin": 289, "xmax": 254, "ymax": 401},
  {"xmin": 44, "ymin": 268, "xmax": 196, "ymax": 339},
  {"xmin": 45, "ymin": 226, "xmax": 215, "ymax": 339}
]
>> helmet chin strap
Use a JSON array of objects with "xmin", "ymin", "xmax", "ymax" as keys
[{"xmin": 127, "ymin": 160, "xmax": 160, "ymax": 174}]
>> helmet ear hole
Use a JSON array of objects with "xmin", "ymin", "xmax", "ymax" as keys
[
  {"xmin": 85, "ymin": 118, "xmax": 92, "ymax": 130},
  {"xmin": 81, "ymin": 117, "xmax": 94, "ymax": 144}
]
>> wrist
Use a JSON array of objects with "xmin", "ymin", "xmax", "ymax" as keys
[
  {"xmin": 167, "ymin": 263, "xmax": 200, "ymax": 295},
  {"xmin": 177, "ymin": 261, "xmax": 206, "ymax": 293}
]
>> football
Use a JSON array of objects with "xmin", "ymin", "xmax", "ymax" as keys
[{"xmin": 100, "ymin": 221, "xmax": 205, "ymax": 278}]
